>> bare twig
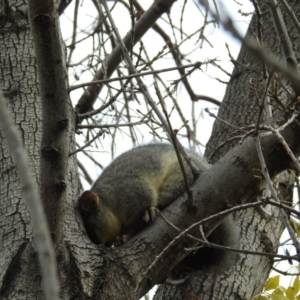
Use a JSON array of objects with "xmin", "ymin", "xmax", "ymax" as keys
[
  {"xmin": 70, "ymin": 129, "xmax": 107, "ymax": 157},
  {"xmin": 251, "ymin": 115, "xmax": 300, "ymax": 172},
  {"xmin": 155, "ymin": 82, "xmax": 195, "ymax": 205},
  {"xmin": 265, "ymin": 199, "xmax": 300, "ymax": 217},
  {"xmin": 267, "ymin": 0, "xmax": 299, "ymax": 74},
  {"xmin": 70, "ymin": 62, "xmax": 203, "ymax": 92},
  {"xmin": 78, "ymin": 160, "xmax": 94, "ymax": 185},
  {"xmin": 255, "ymin": 135, "xmax": 300, "ymax": 259},
  {"xmin": 279, "ymin": 0, "xmax": 300, "ymax": 35},
  {"xmin": 77, "ymin": 116, "xmax": 149, "ymax": 129},
  {"xmin": 272, "ymin": 266, "xmax": 300, "ymax": 276},
  {"xmin": 67, "ymin": 0, "xmax": 79, "ymax": 65},
  {"xmin": 78, "ymin": 78, "xmax": 132, "ymax": 120},
  {"xmin": 205, "ymin": 108, "xmax": 247, "ymax": 132},
  {"xmin": 255, "ymin": 71, "xmax": 274, "ymax": 134}
]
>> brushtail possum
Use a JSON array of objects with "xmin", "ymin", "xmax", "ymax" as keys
[
  {"xmin": 78, "ymin": 143, "xmax": 237, "ymax": 273},
  {"xmin": 78, "ymin": 143, "xmax": 208, "ymax": 244}
]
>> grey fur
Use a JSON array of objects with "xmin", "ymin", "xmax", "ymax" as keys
[{"xmin": 78, "ymin": 143, "xmax": 238, "ymax": 274}]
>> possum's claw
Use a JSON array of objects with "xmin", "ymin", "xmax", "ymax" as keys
[
  {"xmin": 114, "ymin": 234, "xmax": 131, "ymax": 246},
  {"xmin": 143, "ymin": 206, "xmax": 157, "ymax": 223}
]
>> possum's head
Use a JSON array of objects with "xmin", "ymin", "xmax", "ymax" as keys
[
  {"xmin": 78, "ymin": 190, "xmax": 100, "ymax": 212},
  {"xmin": 78, "ymin": 190, "xmax": 122, "ymax": 246}
]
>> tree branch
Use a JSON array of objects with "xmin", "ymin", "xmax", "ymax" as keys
[{"xmin": 28, "ymin": 0, "xmax": 70, "ymax": 244}]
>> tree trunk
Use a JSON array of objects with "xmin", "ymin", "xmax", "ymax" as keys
[
  {"xmin": 0, "ymin": 3, "xmax": 44, "ymax": 298},
  {"xmin": 0, "ymin": 1, "xmax": 78, "ymax": 298},
  {"xmin": 0, "ymin": 0, "xmax": 300, "ymax": 300}
]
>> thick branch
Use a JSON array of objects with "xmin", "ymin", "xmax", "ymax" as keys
[{"xmin": 28, "ymin": 1, "xmax": 70, "ymax": 244}]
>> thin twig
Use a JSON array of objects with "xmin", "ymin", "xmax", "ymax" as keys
[
  {"xmin": 205, "ymin": 108, "xmax": 247, "ymax": 133},
  {"xmin": 272, "ymin": 266, "xmax": 300, "ymax": 276},
  {"xmin": 69, "ymin": 129, "xmax": 107, "ymax": 157},
  {"xmin": 255, "ymin": 135, "xmax": 300, "ymax": 259},
  {"xmin": 78, "ymin": 160, "xmax": 94, "ymax": 185},
  {"xmin": 70, "ymin": 62, "xmax": 203, "ymax": 92},
  {"xmin": 155, "ymin": 82, "xmax": 196, "ymax": 205},
  {"xmin": 279, "ymin": 0, "xmax": 300, "ymax": 35},
  {"xmin": 266, "ymin": 199, "xmax": 300, "ymax": 217},
  {"xmin": 267, "ymin": 0, "xmax": 299, "ymax": 73},
  {"xmin": 250, "ymin": 115, "xmax": 300, "ymax": 172},
  {"xmin": 67, "ymin": 0, "xmax": 79, "ymax": 65},
  {"xmin": 255, "ymin": 71, "xmax": 274, "ymax": 134}
]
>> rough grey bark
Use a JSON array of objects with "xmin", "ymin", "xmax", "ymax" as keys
[
  {"xmin": 0, "ymin": 0, "xmax": 78, "ymax": 299},
  {"xmin": 0, "ymin": 1, "xmax": 44, "ymax": 298},
  {"xmin": 0, "ymin": 0, "xmax": 300, "ymax": 300},
  {"xmin": 28, "ymin": 0, "xmax": 70, "ymax": 245}
]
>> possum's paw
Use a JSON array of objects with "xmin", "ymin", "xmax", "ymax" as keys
[
  {"xmin": 114, "ymin": 234, "xmax": 131, "ymax": 247},
  {"xmin": 143, "ymin": 206, "xmax": 157, "ymax": 223}
]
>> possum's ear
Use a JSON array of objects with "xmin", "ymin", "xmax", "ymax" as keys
[{"xmin": 78, "ymin": 191, "xmax": 100, "ymax": 212}]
